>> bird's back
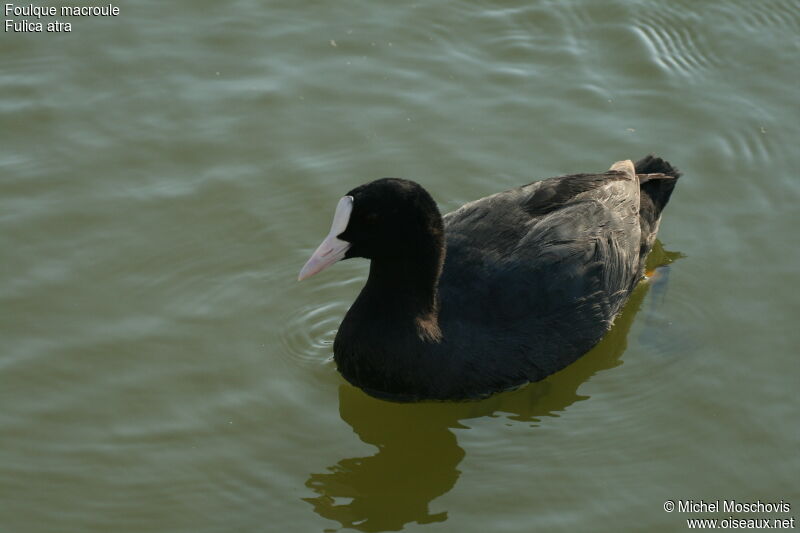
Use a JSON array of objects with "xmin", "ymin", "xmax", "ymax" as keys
[{"xmin": 435, "ymin": 160, "xmax": 672, "ymax": 387}]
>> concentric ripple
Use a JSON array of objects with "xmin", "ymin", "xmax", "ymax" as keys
[
  {"xmin": 733, "ymin": 0, "xmax": 800, "ymax": 33},
  {"xmin": 632, "ymin": 8, "xmax": 723, "ymax": 79},
  {"xmin": 280, "ymin": 301, "xmax": 350, "ymax": 366}
]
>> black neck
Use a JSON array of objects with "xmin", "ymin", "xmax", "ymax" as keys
[
  {"xmin": 356, "ymin": 230, "xmax": 445, "ymax": 342},
  {"xmin": 365, "ymin": 251, "xmax": 440, "ymax": 313}
]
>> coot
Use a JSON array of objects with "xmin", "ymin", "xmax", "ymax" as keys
[{"xmin": 299, "ymin": 155, "xmax": 681, "ymax": 401}]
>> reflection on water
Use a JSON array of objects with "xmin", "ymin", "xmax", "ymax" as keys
[
  {"xmin": 305, "ymin": 387, "xmax": 462, "ymax": 531},
  {"xmin": 304, "ymin": 244, "xmax": 682, "ymax": 531}
]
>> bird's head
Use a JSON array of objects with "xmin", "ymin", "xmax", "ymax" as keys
[{"xmin": 298, "ymin": 178, "xmax": 442, "ymax": 280}]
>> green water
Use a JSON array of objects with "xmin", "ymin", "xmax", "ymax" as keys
[{"xmin": 2, "ymin": 1, "xmax": 798, "ymax": 531}]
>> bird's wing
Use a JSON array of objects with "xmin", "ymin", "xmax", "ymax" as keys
[{"xmin": 438, "ymin": 169, "xmax": 642, "ymax": 372}]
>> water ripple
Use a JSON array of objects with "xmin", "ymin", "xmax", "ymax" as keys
[
  {"xmin": 716, "ymin": 126, "xmax": 773, "ymax": 166},
  {"xmin": 633, "ymin": 13, "xmax": 723, "ymax": 79},
  {"xmin": 279, "ymin": 271, "xmax": 364, "ymax": 366},
  {"xmin": 732, "ymin": 0, "xmax": 800, "ymax": 33},
  {"xmin": 280, "ymin": 301, "xmax": 347, "ymax": 366}
]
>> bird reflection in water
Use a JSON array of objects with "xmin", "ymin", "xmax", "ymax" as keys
[{"xmin": 304, "ymin": 242, "xmax": 682, "ymax": 532}]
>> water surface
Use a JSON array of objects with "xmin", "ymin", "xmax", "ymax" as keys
[{"xmin": 2, "ymin": 1, "xmax": 799, "ymax": 531}]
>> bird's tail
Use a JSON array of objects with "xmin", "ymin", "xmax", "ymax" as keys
[
  {"xmin": 636, "ymin": 154, "xmax": 681, "ymax": 215},
  {"xmin": 634, "ymin": 155, "xmax": 681, "ymax": 273}
]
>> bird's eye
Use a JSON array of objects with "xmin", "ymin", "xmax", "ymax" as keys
[{"xmin": 365, "ymin": 213, "xmax": 379, "ymax": 224}]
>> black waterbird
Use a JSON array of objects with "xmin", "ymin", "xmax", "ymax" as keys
[{"xmin": 299, "ymin": 156, "xmax": 681, "ymax": 401}]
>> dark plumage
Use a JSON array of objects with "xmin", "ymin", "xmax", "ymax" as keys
[{"xmin": 300, "ymin": 156, "xmax": 681, "ymax": 401}]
